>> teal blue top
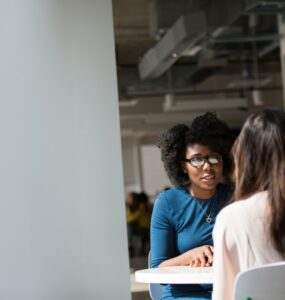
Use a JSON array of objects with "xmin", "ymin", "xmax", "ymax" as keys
[{"xmin": 150, "ymin": 183, "xmax": 231, "ymax": 300}]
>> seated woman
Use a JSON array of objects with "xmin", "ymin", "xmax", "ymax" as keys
[
  {"xmin": 151, "ymin": 112, "xmax": 233, "ymax": 300},
  {"xmin": 212, "ymin": 109, "xmax": 285, "ymax": 300}
]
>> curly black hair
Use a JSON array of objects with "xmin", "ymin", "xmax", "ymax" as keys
[{"xmin": 157, "ymin": 112, "xmax": 233, "ymax": 186}]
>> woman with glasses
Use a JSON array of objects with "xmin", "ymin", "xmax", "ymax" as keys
[
  {"xmin": 150, "ymin": 112, "xmax": 233, "ymax": 300},
  {"xmin": 212, "ymin": 109, "xmax": 285, "ymax": 300}
]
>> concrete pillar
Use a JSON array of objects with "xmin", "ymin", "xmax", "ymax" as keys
[{"xmin": 0, "ymin": 1, "xmax": 130, "ymax": 299}]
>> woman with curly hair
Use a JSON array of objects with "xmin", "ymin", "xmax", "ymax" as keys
[{"xmin": 150, "ymin": 112, "xmax": 233, "ymax": 300}]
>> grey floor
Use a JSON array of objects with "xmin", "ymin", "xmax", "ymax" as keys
[
  {"xmin": 132, "ymin": 291, "xmax": 150, "ymax": 300},
  {"xmin": 130, "ymin": 256, "xmax": 151, "ymax": 300}
]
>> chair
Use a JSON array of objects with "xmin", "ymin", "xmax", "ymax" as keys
[
  {"xmin": 148, "ymin": 252, "xmax": 163, "ymax": 300},
  {"xmin": 233, "ymin": 261, "xmax": 285, "ymax": 300}
]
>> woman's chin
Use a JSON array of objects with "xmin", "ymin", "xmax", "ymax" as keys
[{"xmin": 199, "ymin": 180, "xmax": 218, "ymax": 191}]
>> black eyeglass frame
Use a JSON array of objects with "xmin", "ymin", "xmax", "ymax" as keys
[{"xmin": 183, "ymin": 154, "xmax": 223, "ymax": 168}]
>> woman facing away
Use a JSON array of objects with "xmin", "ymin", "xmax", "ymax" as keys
[
  {"xmin": 212, "ymin": 109, "xmax": 285, "ymax": 300},
  {"xmin": 151, "ymin": 112, "xmax": 233, "ymax": 300}
]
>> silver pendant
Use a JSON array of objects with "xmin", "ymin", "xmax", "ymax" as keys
[{"xmin": 206, "ymin": 217, "xmax": 212, "ymax": 223}]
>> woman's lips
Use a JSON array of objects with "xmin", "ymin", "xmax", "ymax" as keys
[{"xmin": 201, "ymin": 174, "xmax": 215, "ymax": 182}]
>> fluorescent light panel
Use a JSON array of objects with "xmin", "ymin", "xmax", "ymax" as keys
[
  {"xmin": 163, "ymin": 98, "xmax": 248, "ymax": 112},
  {"xmin": 119, "ymin": 99, "xmax": 138, "ymax": 107}
]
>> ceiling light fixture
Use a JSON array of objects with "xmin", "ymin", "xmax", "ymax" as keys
[
  {"xmin": 119, "ymin": 99, "xmax": 138, "ymax": 107},
  {"xmin": 163, "ymin": 96, "xmax": 248, "ymax": 112}
]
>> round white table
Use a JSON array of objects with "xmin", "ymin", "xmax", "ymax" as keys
[{"xmin": 135, "ymin": 266, "xmax": 214, "ymax": 284}]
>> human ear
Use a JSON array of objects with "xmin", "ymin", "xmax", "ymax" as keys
[{"xmin": 181, "ymin": 162, "xmax": 187, "ymax": 174}]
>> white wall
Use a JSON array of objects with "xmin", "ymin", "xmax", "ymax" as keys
[
  {"xmin": 0, "ymin": 1, "xmax": 130, "ymax": 300},
  {"xmin": 140, "ymin": 145, "xmax": 171, "ymax": 197},
  {"xmin": 122, "ymin": 137, "xmax": 143, "ymax": 192},
  {"xmin": 121, "ymin": 138, "xmax": 171, "ymax": 198}
]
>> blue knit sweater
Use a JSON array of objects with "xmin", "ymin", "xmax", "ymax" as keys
[{"xmin": 150, "ymin": 183, "xmax": 231, "ymax": 300}]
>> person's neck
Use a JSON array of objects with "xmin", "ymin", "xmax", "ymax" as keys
[{"xmin": 188, "ymin": 185, "xmax": 217, "ymax": 200}]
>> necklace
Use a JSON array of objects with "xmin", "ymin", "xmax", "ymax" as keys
[{"xmin": 192, "ymin": 193, "xmax": 217, "ymax": 224}]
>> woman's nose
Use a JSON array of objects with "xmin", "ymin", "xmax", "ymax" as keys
[{"xmin": 202, "ymin": 160, "xmax": 213, "ymax": 171}]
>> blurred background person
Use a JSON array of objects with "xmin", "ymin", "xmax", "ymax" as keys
[{"xmin": 126, "ymin": 191, "xmax": 151, "ymax": 257}]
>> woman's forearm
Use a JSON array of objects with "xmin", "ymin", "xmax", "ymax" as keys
[
  {"xmin": 159, "ymin": 245, "xmax": 214, "ymax": 268},
  {"xmin": 159, "ymin": 252, "xmax": 190, "ymax": 267}
]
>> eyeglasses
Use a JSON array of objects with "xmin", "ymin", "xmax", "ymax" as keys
[{"xmin": 184, "ymin": 154, "xmax": 223, "ymax": 168}]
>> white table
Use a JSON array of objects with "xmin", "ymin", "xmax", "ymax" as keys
[{"xmin": 135, "ymin": 266, "xmax": 213, "ymax": 284}]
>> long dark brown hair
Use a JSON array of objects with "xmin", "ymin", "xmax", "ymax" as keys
[{"xmin": 232, "ymin": 109, "xmax": 285, "ymax": 255}]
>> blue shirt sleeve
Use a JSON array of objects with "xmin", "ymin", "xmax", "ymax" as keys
[{"xmin": 150, "ymin": 192, "xmax": 175, "ymax": 268}]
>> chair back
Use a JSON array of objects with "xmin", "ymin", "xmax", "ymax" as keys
[
  {"xmin": 148, "ymin": 252, "xmax": 163, "ymax": 300},
  {"xmin": 233, "ymin": 261, "xmax": 285, "ymax": 300}
]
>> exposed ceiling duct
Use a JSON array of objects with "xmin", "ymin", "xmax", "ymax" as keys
[
  {"xmin": 138, "ymin": 13, "xmax": 207, "ymax": 79},
  {"xmin": 138, "ymin": 0, "xmax": 285, "ymax": 80}
]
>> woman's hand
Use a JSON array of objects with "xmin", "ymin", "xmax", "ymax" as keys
[
  {"xmin": 186, "ymin": 245, "xmax": 214, "ymax": 267},
  {"xmin": 158, "ymin": 244, "xmax": 214, "ymax": 268}
]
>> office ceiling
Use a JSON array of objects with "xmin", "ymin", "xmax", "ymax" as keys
[{"xmin": 113, "ymin": 0, "xmax": 285, "ymax": 138}]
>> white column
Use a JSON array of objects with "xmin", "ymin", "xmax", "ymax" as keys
[{"xmin": 0, "ymin": 1, "xmax": 131, "ymax": 300}]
